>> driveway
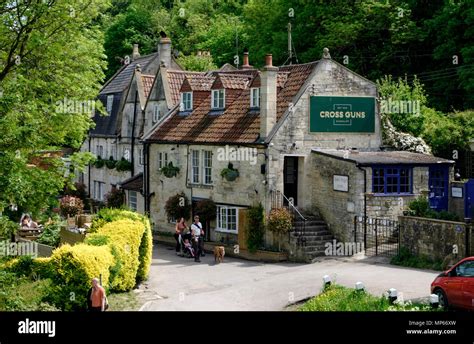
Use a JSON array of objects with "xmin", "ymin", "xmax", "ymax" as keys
[{"xmin": 138, "ymin": 244, "xmax": 439, "ymax": 311}]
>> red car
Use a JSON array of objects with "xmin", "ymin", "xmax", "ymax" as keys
[{"xmin": 431, "ymin": 256, "xmax": 474, "ymax": 311}]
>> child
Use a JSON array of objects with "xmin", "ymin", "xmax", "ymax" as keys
[{"xmin": 183, "ymin": 238, "xmax": 195, "ymax": 258}]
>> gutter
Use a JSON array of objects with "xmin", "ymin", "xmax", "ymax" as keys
[{"xmin": 131, "ymin": 89, "xmax": 138, "ymax": 176}]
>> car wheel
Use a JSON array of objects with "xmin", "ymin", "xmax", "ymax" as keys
[{"xmin": 434, "ymin": 288, "xmax": 449, "ymax": 310}]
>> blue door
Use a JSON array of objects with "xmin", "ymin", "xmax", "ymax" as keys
[
  {"xmin": 429, "ymin": 166, "xmax": 449, "ymax": 211},
  {"xmin": 466, "ymin": 179, "xmax": 474, "ymax": 219}
]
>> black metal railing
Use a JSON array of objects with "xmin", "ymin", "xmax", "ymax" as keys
[
  {"xmin": 354, "ymin": 215, "xmax": 399, "ymax": 257},
  {"xmin": 270, "ymin": 189, "xmax": 307, "ymax": 245}
]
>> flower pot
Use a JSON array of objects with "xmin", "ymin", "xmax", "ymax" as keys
[{"xmin": 224, "ymin": 170, "xmax": 239, "ymax": 181}]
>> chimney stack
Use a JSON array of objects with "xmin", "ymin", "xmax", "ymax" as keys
[
  {"xmin": 132, "ymin": 44, "xmax": 140, "ymax": 61},
  {"xmin": 260, "ymin": 54, "xmax": 278, "ymax": 139},
  {"xmin": 158, "ymin": 32, "xmax": 172, "ymax": 68},
  {"xmin": 242, "ymin": 50, "xmax": 251, "ymax": 69}
]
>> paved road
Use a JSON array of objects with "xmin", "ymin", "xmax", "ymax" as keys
[{"xmin": 138, "ymin": 244, "xmax": 439, "ymax": 311}]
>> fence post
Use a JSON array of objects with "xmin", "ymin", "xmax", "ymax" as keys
[
  {"xmin": 465, "ymin": 219, "xmax": 472, "ymax": 257},
  {"xmin": 375, "ymin": 219, "xmax": 378, "ymax": 256}
]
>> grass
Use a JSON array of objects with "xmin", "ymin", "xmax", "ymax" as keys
[
  {"xmin": 107, "ymin": 290, "xmax": 142, "ymax": 311},
  {"xmin": 391, "ymin": 247, "xmax": 444, "ymax": 271},
  {"xmin": 299, "ymin": 284, "xmax": 437, "ymax": 312}
]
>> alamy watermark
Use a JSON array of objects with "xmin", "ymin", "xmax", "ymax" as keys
[
  {"xmin": 55, "ymin": 97, "xmax": 95, "ymax": 115},
  {"xmin": 380, "ymin": 98, "xmax": 420, "ymax": 115},
  {"xmin": 324, "ymin": 240, "xmax": 364, "ymax": 256},
  {"xmin": 216, "ymin": 145, "xmax": 257, "ymax": 165},
  {"xmin": 0, "ymin": 240, "xmax": 38, "ymax": 258}
]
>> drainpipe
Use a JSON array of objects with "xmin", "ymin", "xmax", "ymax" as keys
[
  {"xmin": 356, "ymin": 163, "xmax": 367, "ymax": 247},
  {"xmin": 131, "ymin": 90, "xmax": 138, "ymax": 176},
  {"xmin": 144, "ymin": 142, "xmax": 149, "ymax": 214},
  {"xmin": 88, "ymin": 136, "xmax": 91, "ymax": 197}
]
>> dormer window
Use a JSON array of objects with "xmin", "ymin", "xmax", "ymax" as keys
[
  {"xmin": 106, "ymin": 95, "xmax": 114, "ymax": 114},
  {"xmin": 211, "ymin": 89, "xmax": 225, "ymax": 109},
  {"xmin": 180, "ymin": 92, "xmax": 193, "ymax": 111},
  {"xmin": 250, "ymin": 87, "xmax": 260, "ymax": 108}
]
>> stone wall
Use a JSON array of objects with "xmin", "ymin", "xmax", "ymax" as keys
[
  {"xmin": 399, "ymin": 216, "xmax": 471, "ymax": 262},
  {"xmin": 148, "ymin": 143, "xmax": 268, "ymax": 243},
  {"xmin": 309, "ymin": 154, "xmax": 364, "ymax": 241}
]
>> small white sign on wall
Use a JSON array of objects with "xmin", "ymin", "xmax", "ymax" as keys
[
  {"xmin": 451, "ymin": 187, "xmax": 463, "ymax": 198},
  {"xmin": 333, "ymin": 175, "xmax": 349, "ymax": 192}
]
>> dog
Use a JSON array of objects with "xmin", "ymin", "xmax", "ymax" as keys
[{"xmin": 214, "ymin": 246, "xmax": 225, "ymax": 263}]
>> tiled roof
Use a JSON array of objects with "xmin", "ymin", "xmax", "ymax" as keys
[
  {"xmin": 120, "ymin": 173, "xmax": 143, "ymax": 191},
  {"xmin": 142, "ymin": 75, "xmax": 155, "ymax": 98},
  {"xmin": 167, "ymin": 71, "xmax": 205, "ymax": 105},
  {"xmin": 186, "ymin": 74, "xmax": 214, "ymax": 91},
  {"xmin": 146, "ymin": 62, "xmax": 318, "ymax": 144},
  {"xmin": 312, "ymin": 149, "xmax": 454, "ymax": 165},
  {"xmin": 216, "ymin": 73, "xmax": 252, "ymax": 89},
  {"xmin": 101, "ymin": 54, "xmax": 157, "ymax": 94},
  {"xmin": 277, "ymin": 62, "xmax": 318, "ymax": 120}
]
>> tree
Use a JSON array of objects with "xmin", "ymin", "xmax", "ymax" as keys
[{"xmin": 0, "ymin": 0, "xmax": 109, "ymax": 216}]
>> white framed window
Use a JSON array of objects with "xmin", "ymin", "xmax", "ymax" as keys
[
  {"xmin": 180, "ymin": 92, "xmax": 193, "ymax": 111},
  {"xmin": 158, "ymin": 152, "xmax": 168, "ymax": 169},
  {"xmin": 153, "ymin": 104, "xmax": 161, "ymax": 123},
  {"xmin": 250, "ymin": 87, "xmax": 260, "ymax": 108},
  {"xmin": 203, "ymin": 150, "xmax": 212, "ymax": 185},
  {"xmin": 106, "ymin": 95, "xmax": 114, "ymax": 113},
  {"xmin": 139, "ymin": 148, "xmax": 144, "ymax": 165},
  {"xmin": 211, "ymin": 89, "xmax": 225, "ymax": 109},
  {"xmin": 96, "ymin": 145, "xmax": 104, "ymax": 158},
  {"xmin": 129, "ymin": 191, "xmax": 137, "ymax": 211},
  {"xmin": 93, "ymin": 181, "xmax": 106, "ymax": 201},
  {"xmin": 216, "ymin": 206, "xmax": 238, "ymax": 233},
  {"xmin": 191, "ymin": 150, "xmax": 200, "ymax": 184}
]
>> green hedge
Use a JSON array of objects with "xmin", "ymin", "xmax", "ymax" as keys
[
  {"xmin": 86, "ymin": 219, "xmax": 143, "ymax": 291},
  {"xmin": 91, "ymin": 208, "xmax": 153, "ymax": 281},
  {"xmin": 47, "ymin": 244, "xmax": 114, "ymax": 311}
]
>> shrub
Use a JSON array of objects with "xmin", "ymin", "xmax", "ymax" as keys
[
  {"xmin": 0, "ymin": 216, "xmax": 18, "ymax": 240},
  {"xmin": 247, "ymin": 203, "xmax": 265, "ymax": 252},
  {"xmin": 86, "ymin": 219, "xmax": 144, "ymax": 291},
  {"xmin": 63, "ymin": 182, "xmax": 88, "ymax": 201},
  {"xmin": 46, "ymin": 243, "xmax": 114, "ymax": 311},
  {"xmin": 391, "ymin": 247, "xmax": 443, "ymax": 271},
  {"xmin": 165, "ymin": 192, "xmax": 191, "ymax": 221},
  {"xmin": 137, "ymin": 217, "xmax": 153, "ymax": 282},
  {"xmin": 105, "ymin": 188, "xmax": 125, "ymax": 208},
  {"xmin": 37, "ymin": 222, "xmax": 61, "ymax": 247},
  {"xmin": 59, "ymin": 195, "xmax": 84, "ymax": 218},
  {"xmin": 408, "ymin": 196, "xmax": 460, "ymax": 221}
]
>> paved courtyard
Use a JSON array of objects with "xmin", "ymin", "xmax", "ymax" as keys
[{"xmin": 138, "ymin": 244, "xmax": 439, "ymax": 311}]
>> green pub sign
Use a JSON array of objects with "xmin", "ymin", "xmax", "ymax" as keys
[{"xmin": 310, "ymin": 96, "xmax": 375, "ymax": 133}]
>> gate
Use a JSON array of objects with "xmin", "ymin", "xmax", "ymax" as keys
[{"xmin": 354, "ymin": 216, "xmax": 399, "ymax": 257}]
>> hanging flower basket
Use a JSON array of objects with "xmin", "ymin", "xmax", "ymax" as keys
[
  {"xmin": 220, "ymin": 163, "xmax": 239, "ymax": 182},
  {"xmin": 160, "ymin": 162, "xmax": 180, "ymax": 178}
]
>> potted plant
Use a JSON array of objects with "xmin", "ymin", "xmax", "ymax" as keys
[
  {"xmin": 165, "ymin": 192, "xmax": 191, "ymax": 221},
  {"xmin": 116, "ymin": 158, "xmax": 132, "ymax": 172},
  {"xmin": 105, "ymin": 156, "xmax": 117, "ymax": 169},
  {"xmin": 94, "ymin": 156, "xmax": 105, "ymax": 168},
  {"xmin": 160, "ymin": 161, "xmax": 180, "ymax": 178},
  {"xmin": 220, "ymin": 162, "xmax": 239, "ymax": 181},
  {"xmin": 267, "ymin": 208, "xmax": 293, "ymax": 252}
]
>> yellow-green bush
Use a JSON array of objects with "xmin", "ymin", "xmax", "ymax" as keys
[
  {"xmin": 86, "ymin": 219, "xmax": 144, "ymax": 291},
  {"xmin": 91, "ymin": 208, "xmax": 153, "ymax": 282},
  {"xmin": 46, "ymin": 244, "xmax": 114, "ymax": 311}
]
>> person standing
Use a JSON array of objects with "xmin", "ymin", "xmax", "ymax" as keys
[
  {"xmin": 87, "ymin": 278, "xmax": 107, "ymax": 312},
  {"xmin": 190, "ymin": 215, "xmax": 203, "ymax": 262},
  {"xmin": 174, "ymin": 217, "xmax": 188, "ymax": 255}
]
